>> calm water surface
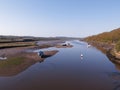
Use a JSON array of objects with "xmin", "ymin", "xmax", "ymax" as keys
[{"xmin": 0, "ymin": 40, "xmax": 120, "ymax": 90}]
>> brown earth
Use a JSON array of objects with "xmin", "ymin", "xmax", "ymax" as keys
[
  {"xmin": 0, "ymin": 48, "xmax": 58, "ymax": 76},
  {"xmin": 0, "ymin": 44, "xmax": 58, "ymax": 76}
]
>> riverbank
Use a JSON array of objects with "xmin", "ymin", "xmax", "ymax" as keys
[
  {"xmin": 0, "ymin": 39, "xmax": 75, "ymax": 61},
  {"xmin": 106, "ymin": 50, "xmax": 120, "ymax": 65},
  {"xmin": 0, "ymin": 40, "xmax": 61, "ymax": 76},
  {"xmin": 0, "ymin": 49, "xmax": 58, "ymax": 76},
  {"xmin": 0, "ymin": 39, "xmax": 75, "ymax": 76},
  {"xmin": 0, "ymin": 40, "xmax": 65, "ymax": 60},
  {"xmin": 86, "ymin": 41, "xmax": 120, "ymax": 64}
]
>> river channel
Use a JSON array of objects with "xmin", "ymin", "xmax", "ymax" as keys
[{"xmin": 0, "ymin": 40, "xmax": 120, "ymax": 90}]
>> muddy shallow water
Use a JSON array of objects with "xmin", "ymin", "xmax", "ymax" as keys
[{"xmin": 0, "ymin": 40, "xmax": 119, "ymax": 90}]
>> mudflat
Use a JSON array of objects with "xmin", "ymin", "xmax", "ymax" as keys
[{"xmin": 0, "ymin": 45, "xmax": 58, "ymax": 76}]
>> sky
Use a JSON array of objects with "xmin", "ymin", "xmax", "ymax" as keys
[{"xmin": 0, "ymin": 0, "xmax": 120, "ymax": 37}]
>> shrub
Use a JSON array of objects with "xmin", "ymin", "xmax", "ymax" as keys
[{"xmin": 115, "ymin": 40, "xmax": 120, "ymax": 52}]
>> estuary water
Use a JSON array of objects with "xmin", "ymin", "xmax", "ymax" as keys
[{"xmin": 0, "ymin": 40, "xmax": 120, "ymax": 90}]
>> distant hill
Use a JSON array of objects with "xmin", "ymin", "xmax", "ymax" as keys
[
  {"xmin": 85, "ymin": 28, "xmax": 120, "ymax": 52},
  {"xmin": 0, "ymin": 35, "xmax": 63, "ymax": 43}
]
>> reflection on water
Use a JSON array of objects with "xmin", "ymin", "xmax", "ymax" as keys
[
  {"xmin": 97, "ymin": 45, "xmax": 120, "ymax": 90},
  {"xmin": 80, "ymin": 56, "xmax": 83, "ymax": 60},
  {"xmin": 108, "ymin": 72, "xmax": 120, "ymax": 81},
  {"xmin": 115, "ymin": 64, "xmax": 120, "ymax": 71},
  {"xmin": 107, "ymin": 72, "xmax": 120, "ymax": 90},
  {"xmin": 107, "ymin": 55, "xmax": 120, "ymax": 90},
  {"xmin": 38, "ymin": 55, "xmax": 53, "ymax": 63}
]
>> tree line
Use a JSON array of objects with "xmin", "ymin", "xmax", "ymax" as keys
[{"xmin": 85, "ymin": 28, "xmax": 120, "ymax": 52}]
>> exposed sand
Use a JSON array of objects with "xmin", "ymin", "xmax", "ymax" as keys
[
  {"xmin": 0, "ymin": 45, "xmax": 58, "ymax": 60},
  {"xmin": 0, "ymin": 40, "xmax": 71, "ymax": 76},
  {"xmin": 0, "ymin": 40, "xmax": 73, "ymax": 62},
  {"xmin": 0, "ymin": 46, "xmax": 31, "ymax": 57},
  {"xmin": 25, "ymin": 50, "xmax": 59, "ymax": 61},
  {"xmin": 0, "ymin": 47, "xmax": 58, "ymax": 76}
]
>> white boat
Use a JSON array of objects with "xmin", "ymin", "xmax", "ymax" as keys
[
  {"xmin": 80, "ymin": 54, "xmax": 83, "ymax": 57},
  {"xmin": 87, "ymin": 44, "xmax": 91, "ymax": 48},
  {"xmin": 0, "ymin": 57, "xmax": 7, "ymax": 60}
]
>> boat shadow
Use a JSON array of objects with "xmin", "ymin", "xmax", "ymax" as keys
[{"xmin": 40, "ymin": 55, "xmax": 52, "ymax": 58}]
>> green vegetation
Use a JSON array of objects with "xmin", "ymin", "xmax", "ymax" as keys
[
  {"xmin": 115, "ymin": 40, "xmax": 120, "ymax": 52},
  {"xmin": 85, "ymin": 28, "xmax": 120, "ymax": 52},
  {"xmin": 0, "ymin": 42, "xmax": 35, "ymax": 49},
  {"xmin": 0, "ymin": 57, "xmax": 25, "ymax": 68}
]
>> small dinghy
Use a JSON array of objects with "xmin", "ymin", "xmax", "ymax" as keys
[
  {"xmin": 0, "ymin": 54, "xmax": 7, "ymax": 60},
  {"xmin": 38, "ymin": 51, "xmax": 44, "ymax": 57},
  {"xmin": 87, "ymin": 44, "xmax": 91, "ymax": 48},
  {"xmin": 80, "ymin": 54, "xmax": 83, "ymax": 59},
  {"xmin": 0, "ymin": 57, "xmax": 7, "ymax": 60},
  {"xmin": 80, "ymin": 54, "xmax": 83, "ymax": 57}
]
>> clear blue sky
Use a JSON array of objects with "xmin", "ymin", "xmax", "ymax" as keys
[{"xmin": 0, "ymin": 0, "xmax": 120, "ymax": 37}]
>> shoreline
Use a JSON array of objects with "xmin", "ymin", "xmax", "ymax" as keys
[
  {"xmin": 0, "ymin": 49, "xmax": 59, "ymax": 76},
  {"xmin": 0, "ymin": 40, "xmax": 74, "ymax": 76},
  {"xmin": 86, "ymin": 41, "xmax": 120, "ymax": 65},
  {"xmin": 106, "ymin": 50, "xmax": 120, "ymax": 65},
  {"xmin": 0, "ymin": 41, "xmax": 60, "ymax": 76},
  {"xmin": 0, "ymin": 39, "xmax": 74, "ymax": 61}
]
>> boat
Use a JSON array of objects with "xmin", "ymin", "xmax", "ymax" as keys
[
  {"xmin": 38, "ymin": 51, "xmax": 44, "ymax": 56},
  {"xmin": 80, "ymin": 54, "xmax": 83, "ymax": 57},
  {"xmin": 0, "ymin": 57, "xmax": 7, "ymax": 60},
  {"xmin": 87, "ymin": 44, "xmax": 91, "ymax": 48}
]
